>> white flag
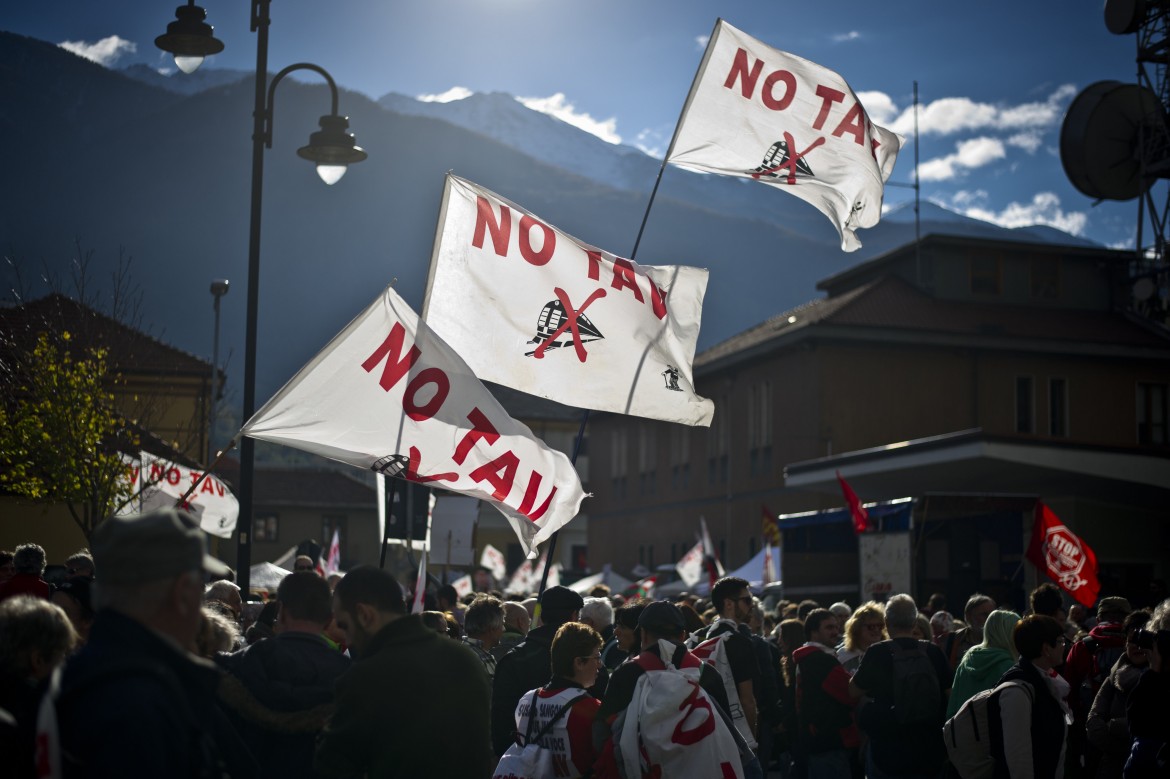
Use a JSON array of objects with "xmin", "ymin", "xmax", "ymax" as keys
[
  {"xmin": 423, "ymin": 174, "xmax": 714, "ymax": 427},
  {"xmin": 675, "ymin": 540, "xmax": 704, "ymax": 587},
  {"xmin": 122, "ymin": 452, "xmax": 239, "ymax": 539},
  {"xmin": 480, "ymin": 543, "xmax": 508, "ymax": 582},
  {"xmin": 323, "ymin": 528, "xmax": 341, "ymax": 576},
  {"xmin": 667, "ymin": 19, "xmax": 902, "ymax": 251},
  {"xmin": 240, "ymin": 286, "xmax": 587, "ymax": 559},
  {"xmin": 412, "ymin": 547, "xmax": 428, "ymax": 615},
  {"xmin": 451, "ymin": 574, "xmax": 474, "ymax": 599}
]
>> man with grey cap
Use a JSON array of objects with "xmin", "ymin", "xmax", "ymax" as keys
[
  {"xmin": 491, "ymin": 585, "xmax": 608, "ymax": 755},
  {"xmin": 38, "ymin": 508, "xmax": 255, "ymax": 778}
]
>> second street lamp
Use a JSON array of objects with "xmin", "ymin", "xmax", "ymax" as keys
[{"xmin": 158, "ymin": 0, "xmax": 367, "ymax": 597}]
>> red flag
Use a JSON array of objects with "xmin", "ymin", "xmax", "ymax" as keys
[
  {"xmin": 761, "ymin": 505, "xmax": 780, "ymax": 546},
  {"xmin": 836, "ymin": 471, "xmax": 869, "ymax": 533},
  {"xmin": 1026, "ymin": 502, "xmax": 1101, "ymax": 608}
]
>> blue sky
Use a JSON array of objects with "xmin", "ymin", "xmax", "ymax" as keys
[{"xmin": 1, "ymin": 0, "xmax": 1147, "ymax": 248}]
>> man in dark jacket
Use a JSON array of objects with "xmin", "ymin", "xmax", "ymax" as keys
[
  {"xmin": 491, "ymin": 585, "xmax": 609, "ymax": 755},
  {"xmin": 792, "ymin": 608, "xmax": 858, "ymax": 779},
  {"xmin": 315, "ymin": 566, "xmax": 493, "ymax": 778},
  {"xmin": 45, "ymin": 508, "xmax": 256, "ymax": 779},
  {"xmin": 217, "ymin": 571, "xmax": 350, "ymax": 779}
]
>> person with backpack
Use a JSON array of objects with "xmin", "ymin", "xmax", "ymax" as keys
[
  {"xmin": 1062, "ymin": 597, "xmax": 1132, "ymax": 778},
  {"xmin": 991, "ymin": 614, "xmax": 1072, "ymax": 779},
  {"xmin": 691, "ymin": 576, "xmax": 761, "ymax": 751},
  {"xmin": 947, "ymin": 609, "xmax": 1021, "ymax": 719},
  {"xmin": 848, "ymin": 593, "xmax": 950, "ymax": 779},
  {"xmin": 497, "ymin": 622, "xmax": 603, "ymax": 779}
]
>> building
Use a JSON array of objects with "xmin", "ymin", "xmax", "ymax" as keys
[{"xmin": 586, "ymin": 235, "xmax": 1170, "ymax": 610}]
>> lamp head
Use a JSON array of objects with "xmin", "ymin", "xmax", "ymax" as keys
[
  {"xmin": 155, "ymin": 1, "xmax": 225, "ymax": 74},
  {"xmin": 210, "ymin": 279, "xmax": 230, "ymax": 297},
  {"xmin": 297, "ymin": 114, "xmax": 368, "ymax": 185}
]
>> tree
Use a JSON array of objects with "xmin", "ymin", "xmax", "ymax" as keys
[{"xmin": 0, "ymin": 331, "xmax": 136, "ymax": 541}]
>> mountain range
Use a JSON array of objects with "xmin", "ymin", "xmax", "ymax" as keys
[{"xmin": 0, "ymin": 31, "xmax": 1094, "ymax": 406}]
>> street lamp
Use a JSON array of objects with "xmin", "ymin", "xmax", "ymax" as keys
[
  {"xmin": 208, "ymin": 279, "xmax": 229, "ymax": 464},
  {"xmin": 155, "ymin": 1, "xmax": 224, "ymax": 74},
  {"xmin": 158, "ymin": 0, "xmax": 367, "ymax": 596}
]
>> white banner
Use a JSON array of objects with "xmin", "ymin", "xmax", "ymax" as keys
[
  {"xmin": 480, "ymin": 543, "xmax": 508, "ymax": 582},
  {"xmin": 423, "ymin": 174, "xmax": 714, "ymax": 427},
  {"xmin": 668, "ymin": 19, "xmax": 902, "ymax": 251},
  {"xmin": 240, "ymin": 286, "xmax": 587, "ymax": 559},
  {"xmin": 676, "ymin": 540, "xmax": 704, "ymax": 587},
  {"xmin": 123, "ymin": 452, "xmax": 239, "ymax": 539},
  {"xmin": 858, "ymin": 532, "xmax": 911, "ymax": 604}
]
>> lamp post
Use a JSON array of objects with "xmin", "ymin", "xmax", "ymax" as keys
[
  {"xmin": 208, "ymin": 279, "xmax": 229, "ymax": 465},
  {"xmin": 158, "ymin": 0, "xmax": 367, "ymax": 596}
]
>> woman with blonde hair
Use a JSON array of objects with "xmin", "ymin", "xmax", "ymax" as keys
[
  {"xmin": 946, "ymin": 608, "xmax": 1021, "ymax": 717},
  {"xmin": 837, "ymin": 601, "xmax": 887, "ymax": 674}
]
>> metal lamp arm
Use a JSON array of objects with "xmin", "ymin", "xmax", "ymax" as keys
[{"xmin": 261, "ymin": 63, "xmax": 341, "ymax": 149}]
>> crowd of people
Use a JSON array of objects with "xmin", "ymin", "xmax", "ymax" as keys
[{"xmin": 0, "ymin": 510, "xmax": 1168, "ymax": 779}]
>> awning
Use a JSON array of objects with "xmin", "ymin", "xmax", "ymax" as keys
[{"xmin": 776, "ymin": 498, "xmax": 914, "ymax": 530}]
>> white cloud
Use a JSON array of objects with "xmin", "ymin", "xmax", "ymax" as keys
[
  {"xmin": 949, "ymin": 189, "xmax": 989, "ymax": 208},
  {"xmin": 417, "ymin": 86, "xmax": 473, "ymax": 103},
  {"xmin": 696, "ymin": 35, "xmax": 710, "ymax": 50},
  {"xmin": 832, "ymin": 31, "xmax": 861, "ymax": 43},
  {"xmin": 919, "ymin": 137, "xmax": 1006, "ymax": 181},
  {"xmin": 1006, "ymin": 131, "xmax": 1043, "ymax": 153},
  {"xmin": 856, "ymin": 91, "xmax": 898, "ymax": 126},
  {"xmin": 953, "ymin": 191, "xmax": 1088, "ymax": 235},
  {"xmin": 58, "ymin": 35, "xmax": 137, "ymax": 67},
  {"xmin": 517, "ymin": 93, "xmax": 621, "ymax": 144},
  {"xmin": 888, "ymin": 83, "xmax": 1076, "ymax": 137},
  {"xmin": 634, "ymin": 128, "xmax": 666, "ymax": 159}
]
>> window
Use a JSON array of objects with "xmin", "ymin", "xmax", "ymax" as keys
[
  {"xmin": 253, "ymin": 513, "xmax": 279, "ymax": 542},
  {"xmin": 971, "ymin": 255, "xmax": 1001, "ymax": 295},
  {"xmin": 1049, "ymin": 378, "xmax": 1068, "ymax": 437},
  {"xmin": 1031, "ymin": 257, "xmax": 1060, "ymax": 300},
  {"xmin": 1137, "ymin": 382, "xmax": 1168, "ymax": 445},
  {"xmin": 1015, "ymin": 376, "xmax": 1034, "ymax": 434},
  {"xmin": 748, "ymin": 381, "xmax": 773, "ymax": 477}
]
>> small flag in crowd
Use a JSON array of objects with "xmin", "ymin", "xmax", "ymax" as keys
[
  {"xmin": 667, "ymin": 19, "xmax": 902, "ymax": 251},
  {"xmin": 422, "ymin": 174, "xmax": 714, "ymax": 426},
  {"xmin": 238, "ymin": 286, "xmax": 587, "ymax": 559},
  {"xmin": 836, "ymin": 471, "xmax": 869, "ymax": 534},
  {"xmin": 1026, "ymin": 501, "xmax": 1101, "ymax": 608},
  {"xmin": 480, "ymin": 544, "xmax": 508, "ymax": 582},
  {"xmin": 761, "ymin": 505, "xmax": 780, "ymax": 546},
  {"xmin": 622, "ymin": 575, "xmax": 657, "ymax": 599},
  {"xmin": 322, "ymin": 528, "xmax": 341, "ymax": 577},
  {"xmin": 675, "ymin": 540, "xmax": 705, "ymax": 588},
  {"xmin": 700, "ymin": 516, "xmax": 724, "ymax": 591}
]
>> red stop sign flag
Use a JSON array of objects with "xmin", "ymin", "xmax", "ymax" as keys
[{"xmin": 1026, "ymin": 502, "xmax": 1101, "ymax": 608}]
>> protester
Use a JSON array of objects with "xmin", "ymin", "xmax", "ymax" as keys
[
  {"xmin": 946, "ymin": 608, "xmax": 1021, "ymax": 718},
  {"xmin": 775, "ymin": 617, "xmax": 806, "ymax": 778},
  {"xmin": 0, "ymin": 543, "xmax": 50, "ymax": 602},
  {"xmin": 491, "ymin": 601, "xmax": 530, "ymax": 662},
  {"xmin": 942, "ymin": 593, "xmax": 996, "ymax": 671},
  {"xmin": 1122, "ymin": 598, "xmax": 1169, "ymax": 779},
  {"xmin": 294, "ymin": 555, "xmax": 318, "ymax": 573},
  {"xmin": 828, "ymin": 601, "xmax": 852, "ymax": 634},
  {"xmin": 196, "ymin": 605, "xmax": 242, "ymax": 656},
  {"xmin": 602, "ymin": 597, "xmax": 646, "ymax": 670},
  {"xmin": 0, "ymin": 596, "xmax": 77, "ymax": 779},
  {"xmin": 792, "ymin": 608, "xmax": 858, "ymax": 779},
  {"xmin": 492, "ymin": 585, "xmax": 601, "ymax": 756},
  {"xmin": 63, "ymin": 549, "xmax": 95, "ymax": 581},
  {"xmin": 579, "ymin": 596, "xmax": 616, "ymax": 654},
  {"xmin": 692, "ymin": 576, "xmax": 761, "ymax": 750},
  {"xmin": 1030, "ymin": 583, "xmax": 1068, "ymax": 624},
  {"xmin": 245, "ymin": 600, "xmax": 280, "ymax": 645},
  {"xmin": 462, "ymin": 594, "xmax": 505, "ymax": 680},
  {"xmin": 217, "ymin": 571, "xmax": 350, "ymax": 779},
  {"xmin": 50, "ymin": 577, "xmax": 95, "ymax": 646},
  {"xmin": 315, "ymin": 566, "xmax": 492, "ymax": 778},
  {"xmin": 837, "ymin": 601, "xmax": 886, "ymax": 674},
  {"xmin": 436, "ymin": 584, "xmax": 467, "ymax": 628},
  {"xmin": 502, "ymin": 622, "xmax": 602, "ymax": 779},
  {"xmin": 0, "ymin": 551, "xmax": 14, "ymax": 584},
  {"xmin": 1085, "ymin": 609, "xmax": 1150, "ymax": 779},
  {"xmin": 849, "ymin": 593, "xmax": 951, "ymax": 779},
  {"xmin": 929, "ymin": 610, "xmax": 954, "ymax": 646},
  {"xmin": 205, "ymin": 579, "xmax": 244, "ymax": 622},
  {"xmin": 43, "ymin": 508, "xmax": 256, "ymax": 778},
  {"xmin": 992, "ymin": 614, "xmax": 1072, "ymax": 779}
]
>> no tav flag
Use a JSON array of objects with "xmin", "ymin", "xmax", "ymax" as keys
[
  {"xmin": 422, "ymin": 174, "xmax": 714, "ymax": 427},
  {"xmin": 239, "ymin": 286, "xmax": 588, "ymax": 559},
  {"xmin": 667, "ymin": 19, "xmax": 902, "ymax": 251},
  {"xmin": 1026, "ymin": 501, "xmax": 1101, "ymax": 608}
]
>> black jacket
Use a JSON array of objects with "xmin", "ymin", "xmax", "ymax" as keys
[{"xmin": 54, "ymin": 609, "xmax": 256, "ymax": 779}]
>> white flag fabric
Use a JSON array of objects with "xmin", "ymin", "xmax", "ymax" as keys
[
  {"xmin": 451, "ymin": 574, "xmax": 474, "ymax": 599},
  {"xmin": 122, "ymin": 452, "xmax": 239, "ymax": 539},
  {"xmin": 675, "ymin": 540, "xmax": 704, "ymax": 587},
  {"xmin": 668, "ymin": 19, "xmax": 902, "ymax": 251},
  {"xmin": 323, "ymin": 528, "xmax": 341, "ymax": 576},
  {"xmin": 423, "ymin": 174, "xmax": 714, "ymax": 427},
  {"xmin": 480, "ymin": 543, "xmax": 508, "ymax": 582},
  {"xmin": 240, "ymin": 286, "xmax": 587, "ymax": 559}
]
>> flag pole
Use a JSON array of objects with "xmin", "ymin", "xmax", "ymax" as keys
[
  {"xmin": 173, "ymin": 437, "xmax": 239, "ymax": 508},
  {"xmin": 629, "ymin": 17, "xmax": 723, "ymax": 261},
  {"xmin": 532, "ymin": 408, "xmax": 591, "ymax": 618}
]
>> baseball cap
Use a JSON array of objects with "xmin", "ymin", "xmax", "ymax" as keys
[
  {"xmin": 1097, "ymin": 596, "xmax": 1132, "ymax": 620},
  {"xmin": 539, "ymin": 585, "xmax": 584, "ymax": 613},
  {"xmin": 638, "ymin": 600, "xmax": 686, "ymax": 632},
  {"xmin": 93, "ymin": 508, "xmax": 232, "ymax": 585}
]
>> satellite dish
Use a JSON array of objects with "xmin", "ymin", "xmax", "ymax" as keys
[
  {"xmin": 1061, "ymin": 80, "xmax": 1167, "ymax": 201},
  {"xmin": 1105, "ymin": 0, "xmax": 1148, "ymax": 35}
]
